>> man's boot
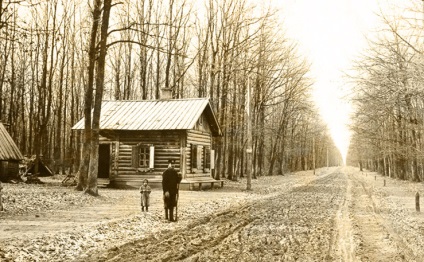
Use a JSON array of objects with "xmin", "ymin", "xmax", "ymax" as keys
[
  {"xmin": 169, "ymin": 208, "xmax": 174, "ymax": 222},
  {"xmin": 165, "ymin": 208, "xmax": 169, "ymax": 220}
]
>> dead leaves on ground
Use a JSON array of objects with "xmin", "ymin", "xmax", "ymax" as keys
[{"xmin": 0, "ymin": 174, "xmax": 322, "ymax": 262}]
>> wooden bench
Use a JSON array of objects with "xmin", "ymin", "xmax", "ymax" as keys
[
  {"xmin": 193, "ymin": 180, "xmax": 224, "ymax": 191},
  {"xmin": 181, "ymin": 178, "xmax": 225, "ymax": 191}
]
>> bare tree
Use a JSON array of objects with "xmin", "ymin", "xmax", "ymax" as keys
[
  {"xmin": 350, "ymin": 6, "xmax": 424, "ymax": 181},
  {"xmin": 75, "ymin": 0, "xmax": 102, "ymax": 191},
  {"xmin": 0, "ymin": 0, "xmax": 333, "ymax": 189}
]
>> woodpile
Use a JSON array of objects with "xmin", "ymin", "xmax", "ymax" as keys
[{"xmin": 24, "ymin": 175, "xmax": 44, "ymax": 184}]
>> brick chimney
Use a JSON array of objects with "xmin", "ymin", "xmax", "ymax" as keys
[{"xmin": 161, "ymin": 88, "xmax": 173, "ymax": 99}]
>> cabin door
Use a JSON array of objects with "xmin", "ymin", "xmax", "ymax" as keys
[{"xmin": 98, "ymin": 144, "xmax": 110, "ymax": 179}]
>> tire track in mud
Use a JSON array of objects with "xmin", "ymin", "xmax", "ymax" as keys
[
  {"xmin": 349, "ymin": 173, "xmax": 418, "ymax": 262},
  {"xmin": 79, "ymin": 170, "xmax": 347, "ymax": 262}
]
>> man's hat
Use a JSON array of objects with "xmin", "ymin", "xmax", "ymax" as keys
[{"xmin": 168, "ymin": 159, "xmax": 175, "ymax": 164}]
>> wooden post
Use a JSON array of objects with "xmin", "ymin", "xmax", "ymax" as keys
[
  {"xmin": 313, "ymin": 137, "xmax": 316, "ymax": 175},
  {"xmin": 416, "ymin": 192, "xmax": 420, "ymax": 212},
  {"xmin": 180, "ymin": 133, "xmax": 186, "ymax": 179},
  {"xmin": 246, "ymin": 78, "xmax": 252, "ymax": 191},
  {"xmin": 0, "ymin": 182, "xmax": 3, "ymax": 211},
  {"xmin": 114, "ymin": 140, "xmax": 120, "ymax": 179},
  {"xmin": 326, "ymin": 146, "xmax": 329, "ymax": 168}
]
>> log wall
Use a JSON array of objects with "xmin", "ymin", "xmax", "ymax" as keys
[
  {"xmin": 112, "ymin": 130, "xmax": 183, "ymax": 176},
  {"xmin": 96, "ymin": 125, "xmax": 214, "ymax": 187}
]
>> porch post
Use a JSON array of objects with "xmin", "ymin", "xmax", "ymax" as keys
[
  {"xmin": 114, "ymin": 138, "xmax": 120, "ymax": 179},
  {"xmin": 180, "ymin": 132, "xmax": 186, "ymax": 178}
]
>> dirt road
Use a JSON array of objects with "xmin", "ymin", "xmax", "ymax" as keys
[
  {"xmin": 1, "ymin": 167, "xmax": 424, "ymax": 262},
  {"xmin": 77, "ymin": 167, "xmax": 424, "ymax": 262},
  {"xmin": 347, "ymin": 172, "xmax": 423, "ymax": 262},
  {"xmin": 78, "ymin": 171, "xmax": 340, "ymax": 261}
]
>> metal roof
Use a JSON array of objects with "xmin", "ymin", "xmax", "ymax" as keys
[
  {"xmin": 72, "ymin": 98, "xmax": 222, "ymax": 136},
  {"xmin": 0, "ymin": 122, "xmax": 24, "ymax": 161}
]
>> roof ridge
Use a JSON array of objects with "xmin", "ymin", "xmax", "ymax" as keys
[{"xmin": 103, "ymin": 98, "xmax": 209, "ymax": 102}]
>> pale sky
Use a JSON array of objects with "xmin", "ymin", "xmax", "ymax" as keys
[{"xmin": 276, "ymin": 0, "xmax": 408, "ymax": 163}]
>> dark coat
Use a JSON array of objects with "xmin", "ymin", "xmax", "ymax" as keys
[
  {"xmin": 162, "ymin": 167, "xmax": 182, "ymax": 209},
  {"xmin": 162, "ymin": 167, "xmax": 181, "ymax": 195}
]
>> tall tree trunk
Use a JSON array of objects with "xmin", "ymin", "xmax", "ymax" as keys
[
  {"xmin": 86, "ymin": 0, "xmax": 112, "ymax": 196},
  {"xmin": 55, "ymin": 44, "xmax": 66, "ymax": 174},
  {"xmin": 76, "ymin": 0, "xmax": 102, "ymax": 191}
]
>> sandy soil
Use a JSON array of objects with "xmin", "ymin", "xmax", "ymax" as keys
[{"xmin": 1, "ymin": 166, "xmax": 424, "ymax": 261}]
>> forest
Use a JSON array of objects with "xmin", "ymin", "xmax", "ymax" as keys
[
  {"xmin": 3, "ymin": 1, "xmax": 424, "ymax": 260},
  {"xmin": 0, "ymin": 0, "xmax": 341, "ymax": 194},
  {"xmin": 347, "ymin": 1, "xmax": 424, "ymax": 182}
]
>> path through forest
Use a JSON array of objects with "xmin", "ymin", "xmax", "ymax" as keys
[{"xmin": 1, "ymin": 167, "xmax": 424, "ymax": 261}]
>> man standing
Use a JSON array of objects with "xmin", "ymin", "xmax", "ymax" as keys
[{"xmin": 162, "ymin": 159, "xmax": 182, "ymax": 222}]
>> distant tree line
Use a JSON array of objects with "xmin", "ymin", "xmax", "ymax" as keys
[
  {"xmin": 0, "ymin": 0, "xmax": 340, "ymax": 191},
  {"xmin": 348, "ymin": 1, "xmax": 424, "ymax": 182}
]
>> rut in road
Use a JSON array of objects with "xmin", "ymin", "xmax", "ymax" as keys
[
  {"xmin": 81, "ymin": 171, "xmax": 348, "ymax": 262},
  {"xmin": 349, "ymin": 172, "xmax": 418, "ymax": 262}
]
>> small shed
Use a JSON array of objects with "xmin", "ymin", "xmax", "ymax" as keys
[
  {"xmin": 72, "ymin": 98, "xmax": 222, "ymax": 189},
  {"xmin": 25, "ymin": 160, "xmax": 54, "ymax": 177},
  {"xmin": 0, "ymin": 122, "xmax": 24, "ymax": 182}
]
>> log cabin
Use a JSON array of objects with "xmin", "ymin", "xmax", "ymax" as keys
[
  {"xmin": 0, "ymin": 122, "xmax": 24, "ymax": 182},
  {"xmin": 72, "ymin": 97, "xmax": 223, "ymax": 190}
]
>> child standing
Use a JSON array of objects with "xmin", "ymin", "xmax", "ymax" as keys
[{"xmin": 139, "ymin": 179, "xmax": 151, "ymax": 212}]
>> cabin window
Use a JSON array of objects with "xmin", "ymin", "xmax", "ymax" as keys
[
  {"xmin": 132, "ymin": 144, "xmax": 154, "ymax": 170},
  {"xmin": 139, "ymin": 146, "xmax": 149, "ymax": 168},
  {"xmin": 191, "ymin": 144, "xmax": 198, "ymax": 172},
  {"xmin": 191, "ymin": 144, "xmax": 204, "ymax": 172},
  {"xmin": 204, "ymin": 147, "xmax": 211, "ymax": 172}
]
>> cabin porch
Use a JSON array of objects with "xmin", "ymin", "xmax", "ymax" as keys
[{"xmin": 100, "ymin": 173, "xmax": 224, "ymax": 190}]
